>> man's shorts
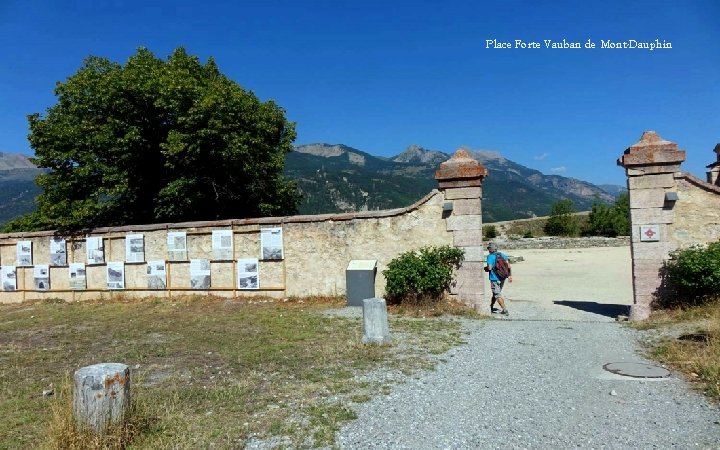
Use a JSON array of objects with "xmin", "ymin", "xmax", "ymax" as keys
[{"xmin": 490, "ymin": 280, "xmax": 505, "ymax": 297}]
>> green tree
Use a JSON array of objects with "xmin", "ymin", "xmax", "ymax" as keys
[
  {"xmin": 586, "ymin": 192, "xmax": 630, "ymax": 237},
  {"xmin": 544, "ymin": 199, "xmax": 579, "ymax": 236},
  {"xmin": 6, "ymin": 47, "xmax": 299, "ymax": 232}
]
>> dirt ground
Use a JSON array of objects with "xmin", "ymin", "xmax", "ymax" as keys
[{"xmin": 484, "ymin": 246, "xmax": 633, "ymax": 322}]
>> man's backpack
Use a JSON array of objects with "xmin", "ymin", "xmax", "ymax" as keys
[{"xmin": 493, "ymin": 253, "xmax": 511, "ymax": 280}]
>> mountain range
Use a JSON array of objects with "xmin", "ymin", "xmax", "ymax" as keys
[
  {"xmin": 0, "ymin": 145, "xmax": 623, "ymax": 228},
  {"xmin": 0, "ymin": 153, "xmax": 44, "ymax": 228},
  {"xmin": 286, "ymin": 143, "xmax": 622, "ymax": 222}
]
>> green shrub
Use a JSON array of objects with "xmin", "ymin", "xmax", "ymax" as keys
[
  {"xmin": 383, "ymin": 246, "xmax": 464, "ymax": 305},
  {"xmin": 522, "ymin": 230, "xmax": 533, "ymax": 238},
  {"xmin": 544, "ymin": 199, "xmax": 580, "ymax": 236},
  {"xmin": 664, "ymin": 241, "xmax": 720, "ymax": 306},
  {"xmin": 483, "ymin": 225, "xmax": 498, "ymax": 239}
]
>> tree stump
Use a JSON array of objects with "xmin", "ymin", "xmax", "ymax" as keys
[
  {"xmin": 362, "ymin": 297, "xmax": 391, "ymax": 344},
  {"xmin": 73, "ymin": 363, "xmax": 131, "ymax": 433}
]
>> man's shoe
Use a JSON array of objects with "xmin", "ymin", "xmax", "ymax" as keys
[
  {"xmin": 500, "ymin": 309, "xmax": 509, "ymax": 315},
  {"xmin": 491, "ymin": 307, "xmax": 500, "ymax": 314}
]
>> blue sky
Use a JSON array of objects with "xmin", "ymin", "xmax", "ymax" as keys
[{"xmin": 1, "ymin": 0, "xmax": 718, "ymax": 186}]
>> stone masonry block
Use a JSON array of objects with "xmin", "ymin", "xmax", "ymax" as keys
[
  {"xmin": 629, "ymin": 188, "xmax": 666, "ymax": 209},
  {"xmin": 450, "ymin": 198, "xmax": 482, "ymax": 216},
  {"xmin": 632, "ymin": 262, "xmax": 665, "ymax": 281},
  {"xmin": 453, "ymin": 262, "xmax": 484, "ymax": 294},
  {"xmin": 631, "ymin": 241, "xmax": 672, "ymax": 260},
  {"xmin": 444, "ymin": 187, "xmax": 482, "ymax": 200},
  {"xmin": 630, "ymin": 208, "xmax": 675, "ymax": 225},
  {"xmin": 453, "ymin": 230, "xmax": 483, "ymax": 247},
  {"xmin": 628, "ymin": 173, "xmax": 675, "ymax": 190},
  {"xmin": 460, "ymin": 246, "xmax": 484, "ymax": 262},
  {"xmin": 633, "ymin": 277, "xmax": 664, "ymax": 294},
  {"xmin": 437, "ymin": 179, "xmax": 482, "ymax": 189},
  {"xmin": 626, "ymin": 164, "xmax": 681, "ymax": 176},
  {"xmin": 629, "ymin": 303, "xmax": 651, "ymax": 321},
  {"xmin": 446, "ymin": 215, "xmax": 481, "ymax": 231}
]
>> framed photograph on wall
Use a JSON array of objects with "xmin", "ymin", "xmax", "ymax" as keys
[
  {"xmin": 260, "ymin": 227, "xmax": 283, "ymax": 260},
  {"xmin": 147, "ymin": 260, "xmax": 167, "ymax": 289},
  {"xmin": 16, "ymin": 241, "xmax": 32, "ymax": 266},
  {"xmin": 1, "ymin": 266, "xmax": 17, "ymax": 291},
  {"xmin": 106, "ymin": 262, "xmax": 125, "ymax": 289},
  {"xmin": 212, "ymin": 230, "xmax": 233, "ymax": 260},
  {"xmin": 190, "ymin": 259, "xmax": 211, "ymax": 290},
  {"xmin": 69, "ymin": 263, "xmax": 86, "ymax": 290},
  {"xmin": 34, "ymin": 265, "xmax": 50, "ymax": 291},
  {"xmin": 125, "ymin": 234, "xmax": 145, "ymax": 263},
  {"xmin": 86, "ymin": 237, "xmax": 104, "ymax": 265},
  {"xmin": 167, "ymin": 231, "xmax": 187, "ymax": 261},
  {"xmin": 50, "ymin": 237, "xmax": 67, "ymax": 266},
  {"xmin": 237, "ymin": 258, "xmax": 259, "ymax": 289}
]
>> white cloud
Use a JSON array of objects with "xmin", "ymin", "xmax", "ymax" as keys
[
  {"xmin": 550, "ymin": 166, "xmax": 566, "ymax": 173},
  {"xmin": 534, "ymin": 153, "xmax": 549, "ymax": 161}
]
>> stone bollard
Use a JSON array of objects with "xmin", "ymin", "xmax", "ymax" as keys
[
  {"xmin": 362, "ymin": 297, "xmax": 391, "ymax": 344},
  {"xmin": 73, "ymin": 363, "xmax": 131, "ymax": 433}
]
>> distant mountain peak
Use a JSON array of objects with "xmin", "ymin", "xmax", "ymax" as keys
[
  {"xmin": 392, "ymin": 145, "xmax": 448, "ymax": 165},
  {"xmin": 0, "ymin": 152, "xmax": 36, "ymax": 170},
  {"xmin": 470, "ymin": 150, "xmax": 506, "ymax": 163},
  {"xmin": 294, "ymin": 143, "xmax": 349, "ymax": 157}
]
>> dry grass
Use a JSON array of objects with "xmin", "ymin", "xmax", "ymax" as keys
[
  {"xmin": 0, "ymin": 295, "xmax": 469, "ymax": 449},
  {"xmin": 633, "ymin": 301, "xmax": 720, "ymax": 401},
  {"xmin": 387, "ymin": 295, "xmax": 483, "ymax": 319}
]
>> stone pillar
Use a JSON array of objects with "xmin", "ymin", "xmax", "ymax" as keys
[
  {"xmin": 617, "ymin": 131, "xmax": 686, "ymax": 320},
  {"xmin": 362, "ymin": 297, "xmax": 391, "ymax": 344},
  {"xmin": 73, "ymin": 363, "xmax": 131, "ymax": 433},
  {"xmin": 434, "ymin": 149, "xmax": 488, "ymax": 311},
  {"xmin": 705, "ymin": 144, "xmax": 720, "ymax": 185}
]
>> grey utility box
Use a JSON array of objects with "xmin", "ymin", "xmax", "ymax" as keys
[{"xmin": 346, "ymin": 260, "xmax": 378, "ymax": 307}]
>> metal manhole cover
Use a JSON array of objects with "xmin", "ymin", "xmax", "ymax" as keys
[{"xmin": 603, "ymin": 362, "xmax": 671, "ymax": 378}]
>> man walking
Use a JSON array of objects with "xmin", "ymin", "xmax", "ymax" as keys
[{"xmin": 484, "ymin": 241, "xmax": 512, "ymax": 315}]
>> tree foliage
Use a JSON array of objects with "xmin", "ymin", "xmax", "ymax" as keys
[
  {"xmin": 543, "ymin": 199, "xmax": 579, "ymax": 237},
  {"xmin": 7, "ymin": 47, "xmax": 299, "ymax": 232},
  {"xmin": 663, "ymin": 241, "xmax": 720, "ymax": 307},
  {"xmin": 586, "ymin": 192, "xmax": 630, "ymax": 237},
  {"xmin": 383, "ymin": 246, "xmax": 465, "ymax": 305}
]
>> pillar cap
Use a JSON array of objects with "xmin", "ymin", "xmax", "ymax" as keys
[
  {"xmin": 434, "ymin": 149, "xmax": 488, "ymax": 184},
  {"xmin": 617, "ymin": 131, "xmax": 686, "ymax": 167}
]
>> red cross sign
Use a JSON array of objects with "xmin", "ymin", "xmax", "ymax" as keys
[{"xmin": 640, "ymin": 225, "xmax": 660, "ymax": 242}]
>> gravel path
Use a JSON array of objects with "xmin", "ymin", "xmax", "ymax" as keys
[
  {"xmin": 336, "ymin": 245, "xmax": 720, "ymax": 450},
  {"xmin": 337, "ymin": 307, "xmax": 720, "ymax": 448}
]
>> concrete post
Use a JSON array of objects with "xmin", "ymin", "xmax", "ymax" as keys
[
  {"xmin": 434, "ymin": 149, "xmax": 489, "ymax": 312},
  {"xmin": 617, "ymin": 131, "xmax": 686, "ymax": 320},
  {"xmin": 362, "ymin": 297, "xmax": 391, "ymax": 344},
  {"xmin": 73, "ymin": 363, "xmax": 131, "ymax": 433}
]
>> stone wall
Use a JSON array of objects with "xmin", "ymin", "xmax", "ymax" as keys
[
  {"xmin": 618, "ymin": 131, "xmax": 720, "ymax": 320},
  {"xmin": 0, "ymin": 149, "xmax": 493, "ymax": 309},
  {"xmin": 0, "ymin": 191, "xmax": 455, "ymax": 304},
  {"xmin": 490, "ymin": 236, "xmax": 630, "ymax": 250}
]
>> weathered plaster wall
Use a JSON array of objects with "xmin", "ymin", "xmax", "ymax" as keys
[
  {"xmin": 0, "ymin": 191, "xmax": 453, "ymax": 303},
  {"xmin": 671, "ymin": 174, "xmax": 720, "ymax": 245}
]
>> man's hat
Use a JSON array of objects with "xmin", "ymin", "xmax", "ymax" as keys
[{"xmin": 487, "ymin": 242, "xmax": 497, "ymax": 250}]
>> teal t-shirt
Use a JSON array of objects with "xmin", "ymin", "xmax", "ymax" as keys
[{"xmin": 486, "ymin": 252, "xmax": 507, "ymax": 282}]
